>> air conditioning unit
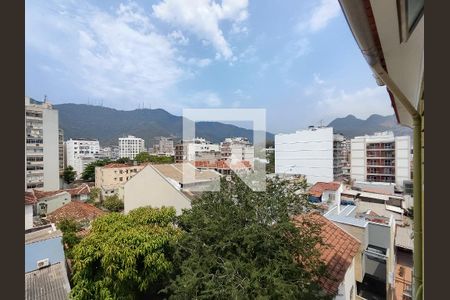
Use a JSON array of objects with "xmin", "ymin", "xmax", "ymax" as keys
[{"xmin": 36, "ymin": 258, "xmax": 50, "ymax": 269}]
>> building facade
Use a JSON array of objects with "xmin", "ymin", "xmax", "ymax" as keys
[
  {"xmin": 95, "ymin": 163, "xmax": 145, "ymax": 197},
  {"xmin": 174, "ymin": 138, "xmax": 220, "ymax": 163},
  {"xmin": 275, "ymin": 127, "xmax": 345, "ymax": 184},
  {"xmin": 350, "ymin": 132, "xmax": 411, "ymax": 186},
  {"xmin": 152, "ymin": 137, "xmax": 174, "ymax": 156},
  {"xmin": 120, "ymin": 165, "xmax": 191, "ymax": 215},
  {"xmin": 25, "ymin": 96, "xmax": 60, "ymax": 191},
  {"xmin": 119, "ymin": 135, "xmax": 145, "ymax": 160},
  {"xmin": 65, "ymin": 138, "xmax": 100, "ymax": 178},
  {"xmin": 220, "ymin": 137, "xmax": 254, "ymax": 165}
]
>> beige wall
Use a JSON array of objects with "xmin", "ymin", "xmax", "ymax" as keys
[
  {"xmin": 333, "ymin": 223, "xmax": 367, "ymax": 283},
  {"xmin": 122, "ymin": 165, "xmax": 191, "ymax": 215},
  {"xmin": 95, "ymin": 165, "xmax": 145, "ymax": 196}
]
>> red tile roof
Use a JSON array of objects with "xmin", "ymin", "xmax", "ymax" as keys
[
  {"xmin": 309, "ymin": 182, "xmax": 341, "ymax": 197},
  {"xmin": 103, "ymin": 163, "xmax": 136, "ymax": 169},
  {"xmin": 46, "ymin": 201, "xmax": 105, "ymax": 224},
  {"xmin": 293, "ymin": 213, "xmax": 360, "ymax": 296},
  {"xmin": 64, "ymin": 183, "xmax": 90, "ymax": 196},
  {"xmin": 194, "ymin": 160, "xmax": 252, "ymax": 170},
  {"xmin": 33, "ymin": 189, "xmax": 67, "ymax": 200},
  {"xmin": 25, "ymin": 191, "xmax": 37, "ymax": 205}
]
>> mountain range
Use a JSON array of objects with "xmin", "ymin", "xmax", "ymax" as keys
[
  {"xmin": 55, "ymin": 104, "xmax": 274, "ymax": 147},
  {"xmin": 327, "ymin": 114, "xmax": 412, "ymax": 138},
  {"xmin": 55, "ymin": 104, "xmax": 412, "ymax": 147}
]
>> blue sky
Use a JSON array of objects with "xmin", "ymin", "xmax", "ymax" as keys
[{"xmin": 25, "ymin": 0, "xmax": 394, "ymax": 133}]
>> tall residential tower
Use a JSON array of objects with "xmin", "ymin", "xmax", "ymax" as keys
[{"xmin": 25, "ymin": 96, "xmax": 59, "ymax": 191}]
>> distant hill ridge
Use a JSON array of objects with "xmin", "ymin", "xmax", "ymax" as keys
[
  {"xmin": 55, "ymin": 103, "xmax": 274, "ymax": 147},
  {"xmin": 327, "ymin": 114, "xmax": 412, "ymax": 138}
]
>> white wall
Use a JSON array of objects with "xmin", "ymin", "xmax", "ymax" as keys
[
  {"xmin": 123, "ymin": 165, "xmax": 191, "ymax": 215},
  {"xmin": 275, "ymin": 127, "xmax": 334, "ymax": 184},
  {"xmin": 36, "ymin": 192, "xmax": 71, "ymax": 215},
  {"xmin": 350, "ymin": 138, "xmax": 366, "ymax": 183},
  {"xmin": 42, "ymin": 108, "xmax": 60, "ymax": 191},
  {"xmin": 25, "ymin": 205, "xmax": 33, "ymax": 230},
  {"xmin": 395, "ymin": 136, "xmax": 411, "ymax": 186},
  {"xmin": 334, "ymin": 257, "xmax": 356, "ymax": 300}
]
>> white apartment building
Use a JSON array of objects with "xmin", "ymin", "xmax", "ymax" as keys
[
  {"xmin": 25, "ymin": 96, "xmax": 60, "ymax": 191},
  {"xmin": 220, "ymin": 137, "xmax": 254, "ymax": 165},
  {"xmin": 119, "ymin": 135, "xmax": 145, "ymax": 160},
  {"xmin": 350, "ymin": 131, "xmax": 411, "ymax": 187},
  {"xmin": 174, "ymin": 138, "xmax": 220, "ymax": 163},
  {"xmin": 65, "ymin": 138, "xmax": 100, "ymax": 178},
  {"xmin": 275, "ymin": 127, "xmax": 345, "ymax": 184}
]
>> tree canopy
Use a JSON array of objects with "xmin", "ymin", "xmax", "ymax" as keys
[
  {"xmin": 102, "ymin": 194, "xmax": 124, "ymax": 212},
  {"xmin": 135, "ymin": 152, "xmax": 174, "ymax": 164},
  {"xmin": 70, "ymin": 207, "xmax": 181, "ymax": 300},
  {"xmin": 81, "ymin": 159, "xmax": 112, "ymax": 181},
  {"xmin": 63, "ymin": 165, "xmax": 77, "ymax": 184},
  {"xmin": 166, "ymin": 175, "xmax": 328, "ymax": 299}
]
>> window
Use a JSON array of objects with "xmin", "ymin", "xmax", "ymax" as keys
[
  {"xmin": 398, "ymin": 0, "xmax": 424, "ymax": 42},
  {"xmin": 119, "ymin": 177, "xmax": 123, "ymax": 181}
]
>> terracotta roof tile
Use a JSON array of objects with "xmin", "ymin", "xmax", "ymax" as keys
[
  {"xmin": 64, "ymin": 183, "xmax": 91, "ymax": 196},
  {"xmin": 46, "ymin": 201, "xmax": 105, "ymax": 223},
  {"xmin": 308, "ymin": 182, "xmax": 341, "ymax": 197},
  {"xmin": 25, "ymin": 191, "xmax": 37, "ymax": 205},
  {"xmin": 293, "ymin": 213, "xmax": 361, "ymax": 296},
  {"xmin": 33, "ymin": 189, "xmax": 67, "ymax": 200}
]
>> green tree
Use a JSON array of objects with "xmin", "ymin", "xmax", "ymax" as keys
[
  {"xmin": 102, "ymin": 194, "xmax": 124, "ymax": 212},
  {"xmin": 63, "ymin": 166, "xmax": 77, "ymax": 184},
  {"xmin": 134, "ymin": 151, "xmax": 152, "ymax": 164},
  {"xmin": 57, "ymin": 218, "xmax": 82, "ymax": 259},
  {"xmin": 115, "ymin": 157, "xmax": 131, "ymax": 164},
  {"xmin": 88, "ymin": 187, "xmax": 101, "ymax": 203},
  {"xmin": 166, "ymin": 175, "xmax": 328, "ymax": 299},
  {"xmin": 70, "ymin": 207, "xmax": 181, "ymax": 300},
  {"xmin": 81, "ymin": 159, "xmax": 111, "ymax": 182},
  {"xmin": 134, "ymin": 152, "xmax": 174, "ymax": 164}
]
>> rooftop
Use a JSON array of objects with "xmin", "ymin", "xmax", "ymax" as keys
[
  {"xmin": 293, "ymin": 213, "xmax": 360, "ymax": 296},
  {"xmin": 308, "ymin": 182, "xmax": 341, "ymax": 197},
  {"xmin": 25, "ymin": 191, "xmax": 38, "ymax": 205},
  {"xmin": 25, "ymin": 262, "xmax": 71, "ymax": 300},
  {"xmin": 25, "ymin": 225, "xmax": 62, "ymax": 245},
  {"xmin": 46, "ymin": 201, "xmax": 105, "ymax": 224},
  {"xmin": 33, "ymin": 190, "xmax": 68, "ymax": 200},
  {"xmin": 153, "ymin": 163, "xmax": 220, "ymax": 185},
  {"xmin": 395, "ymin": 225, "xmax": 414, "ymax": 250},
  {"xmin": 64, "ymin": 183, "xmax": 91, "ymax": 196}
]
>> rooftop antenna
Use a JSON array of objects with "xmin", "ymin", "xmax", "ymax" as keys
[
  {"xmin": 44, "ymin": 94, "xmax": 48, "ymax": 103},
  {"xmin": 319, "ymin": 119, "xmax": 324, "ymax": 127}
]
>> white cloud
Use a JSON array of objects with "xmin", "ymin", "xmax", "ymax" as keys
[
  {"xmin": 168, "ymin": 30, "xmax": 189, "ymax": 45},
  {"xmin": 25, "ymin": 0, "xmax": 216, "ymax": 109},
  {"xmin": 297, "ymin": 0, "xmax": 341, "ymax": 33},
  {"xmin": 188, "ymin": 91, "xmax": 222, "ymax": 107},
  {"xmin": 152, "ymin": 0, "xmax": 249, "ymax": 60},
  {"xmin": 316, "ymin": 87, "xmax": 393, "ymax": 120},
  {"xmin": 313, "ymin": 73, "xmax": 325, "ymax": 84}
]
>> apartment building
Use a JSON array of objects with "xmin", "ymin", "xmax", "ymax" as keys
[
  {"xmin": 152, "ymin": 137, "xmax": 174, "ymax": 156},
  {"xmin": 65, "ymin": 138, "xmax": 100, "ymax": 178},
  {"xmin": 25, "ymin": 96, "xmax": 60, "ymax": 191},
  {"xmin": 174, "ymin": 138, "xmax": 220, "ymax": 163},
  {"xmin": 95, "ymin": 163, "xmax": 145, "ymax": 198},
  {"xmin": 119, "ymin": 135, "xmax": 145, "ymax": 160},
  {"xmin": 350, "ymin": 132, "xmax": 411, "ymax": 187},
  {"xmin": 58, "ymin": 129, "xmax": 64, "ymax": 173},
  {"xmin": 275, "ymin": 127, "xmax": 345, "ymax": 184},
  {"xmin": 220, "ymin": 137, "xmax": 254, "ymax": 165}
]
